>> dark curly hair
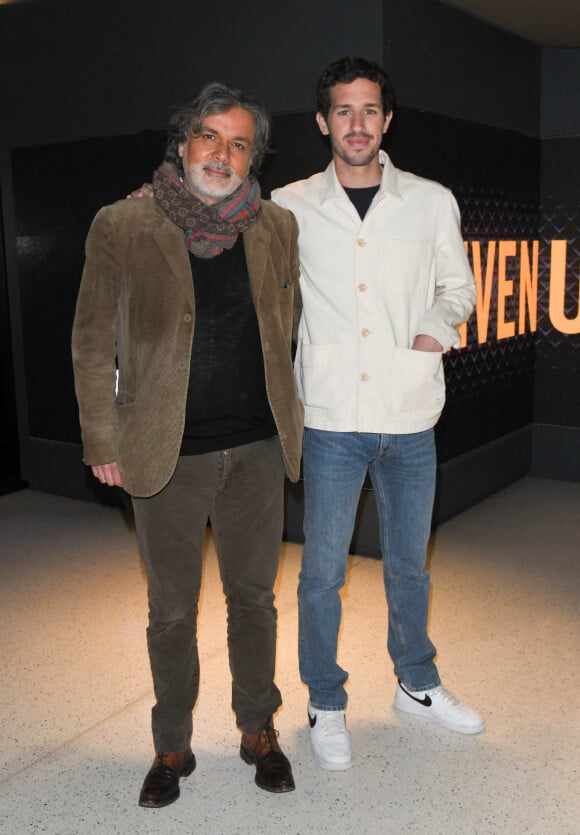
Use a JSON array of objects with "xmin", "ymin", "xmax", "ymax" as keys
[{"xmin": 316, "ymin": 57, "xmax": 396, "ymax": 120}]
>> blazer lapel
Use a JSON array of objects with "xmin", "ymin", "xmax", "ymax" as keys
[
  {"xmin": 243, "ymin": 219, "xmax": 271, "ymax": 306},
  {"xmin": 152, "ymin": 216, "xmax": 194, "ymax": 305}
]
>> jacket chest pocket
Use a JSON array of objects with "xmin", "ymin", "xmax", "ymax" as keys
[{"xmin": 380, "ymin": 239, "xmax": 433, "ymax": 297}]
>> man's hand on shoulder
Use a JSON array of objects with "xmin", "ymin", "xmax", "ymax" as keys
[
  {"xmin": 91, "ymin": 462, "xmax": 123, "ymax": 487},
  {"xmin": 127, "ymin": 183, "xmax": 154, "ymax": 199},
  {"xmin": 412, "ymin": 334, "xmax": 443, "ymax": 352}
]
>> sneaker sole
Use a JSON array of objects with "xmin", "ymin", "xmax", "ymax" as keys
[
  {"xmin": 394, "ymin": 698, "xmax": 485, "ymax": 735},
  {"xmin": 311, "ymin": 749, "xmax": 353, "ymax": 771}
]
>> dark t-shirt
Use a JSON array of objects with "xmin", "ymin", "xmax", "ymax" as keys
[{"xmin": 343, "ymin": 184, "xmax": 380, "ymax": 220}]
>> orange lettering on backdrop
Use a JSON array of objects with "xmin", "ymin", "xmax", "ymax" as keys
[
  {"xmin": 549, "ymin": 240, "xmax": 580, "ymax": 335},
  {"xmin": 497, "ymin": 241, "xmax": 517, "ymax": 339},
  {"xmin": 460, "ymin": 238, "xmax": 576, "ymax": 346},
  {"xmin": 470, "ymin": 240, "xmax": 496, "ymax": 344},
  {"xmin": 458, "ymin": 241, "xmax": 469, "ymax": 347},
  {"xmin": 519, "ymin": 240, "xmax": 539, "ymax": 334}
]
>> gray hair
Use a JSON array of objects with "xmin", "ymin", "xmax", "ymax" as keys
[{"xmin": 165, "ymin": 81, "xmax": 271, "ymax": 173}]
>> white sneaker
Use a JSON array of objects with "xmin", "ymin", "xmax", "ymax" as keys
[
  {"xmin": 395, "ymin": 681, "xmax": 485, "ymax": 735},
  {"xmin": 307, "ymin": 702, "xmax": 352, "ymax": 771}
]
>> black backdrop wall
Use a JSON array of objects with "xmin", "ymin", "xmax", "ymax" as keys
[{"xmin": 1, "ymin": 0, "xmax": 579, "ymax": 550}]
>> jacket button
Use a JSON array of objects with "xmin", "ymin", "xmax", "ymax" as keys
[
  {"xmin": 361, "ymin": 328, "xmax": 370, "ymax": 337},
  {"xmin": 360, "ymin": 373, "xmax": 369, "ymax": 382},
  {"xmin": 184, "ymin": 314, "xmax": 192, "ymax": 323},
  {"xmin": 357, "ymin": 283, "xmax": 367, "ymax": 292},
  {"xmin": 357, "ymin": 238, "xmax": 366, "ymax": 247}
]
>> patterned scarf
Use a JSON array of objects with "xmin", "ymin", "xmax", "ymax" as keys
[{"xmin": 153, "ymin": 161, "xmax": 261, "ymax": 258}]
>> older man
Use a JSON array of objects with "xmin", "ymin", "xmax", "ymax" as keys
[{"xmin": 72, "ymin": 82, "xmax": 303, "ymax": 805}]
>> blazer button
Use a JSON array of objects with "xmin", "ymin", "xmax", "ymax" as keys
[{"xmin": 183, "ymin": 314, "xmax": 192, "ymax": 323}]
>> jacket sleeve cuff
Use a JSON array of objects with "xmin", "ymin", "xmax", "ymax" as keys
[{"xmin": 413, "ymin": 321, "xmax": 461, "ymax": 352}]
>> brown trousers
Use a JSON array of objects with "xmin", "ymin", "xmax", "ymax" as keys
[{"xmin": 132, "ymin": 436, "xmax": 285, "ymax": 752}]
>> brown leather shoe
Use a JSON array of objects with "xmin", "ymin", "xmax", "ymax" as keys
[
  {"xmin": 240, "ymin": 718, "xmax": 295, "ymax": 793},
  {"xmin": 138, "ymin": 749, "xmax": 196, "ymax": 808}
]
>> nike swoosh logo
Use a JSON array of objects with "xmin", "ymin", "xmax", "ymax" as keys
[
  {"xmin": 399, "ymin": 681, "xmax": 432, "ymax": 707},
  {"xmin": 308, "ymin": 711, "xmax": 317, "ymax": 728}
]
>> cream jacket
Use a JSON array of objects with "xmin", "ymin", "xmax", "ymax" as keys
[{"xmin": 272, "ymin": 151, "xmax": 476, "ymax": 434}]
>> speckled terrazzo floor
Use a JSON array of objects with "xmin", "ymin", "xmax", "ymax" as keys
[{"xmin": 0, "ymin": 476, "xmax": 578, "ymax": 835}]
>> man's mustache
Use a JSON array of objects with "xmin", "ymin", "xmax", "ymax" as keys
[
  {"xmin": 344, "ymin": 132, "xmax": 373, "ymax": 141},
  {"xmin": 202, "ymin": 162, "xmax": 233, "ymax": 176}
]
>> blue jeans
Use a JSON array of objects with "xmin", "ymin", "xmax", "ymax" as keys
[{"xmin": 298, "ymin": 428, "xmax": 440, "ymax": 710}]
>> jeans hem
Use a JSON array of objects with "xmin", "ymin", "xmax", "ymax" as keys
[
  {"xmin": 398, "ymin": 677, "xmax": 441, "ymax": 693},
  {"xmin": 309, "ymin": 701, "xmax": 347, "ymax": 712}
]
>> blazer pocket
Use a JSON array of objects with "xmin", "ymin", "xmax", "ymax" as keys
[
  {"xmin": 297, "ymin": 344, "xmax": 341, "ymax": 410},
  {"xmin": 389, "ymin": 346, "xmax": 445, "ymax": 415}
]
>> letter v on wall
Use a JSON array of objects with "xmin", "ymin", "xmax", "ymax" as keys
[{"xmin": 469, "ymin": 240, "xmax": 496, "ymax": 344}]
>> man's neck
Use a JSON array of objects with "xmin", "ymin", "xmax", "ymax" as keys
[{"xmin": 334, "ymin": 157, "xmax": 383, "ymax": 189}]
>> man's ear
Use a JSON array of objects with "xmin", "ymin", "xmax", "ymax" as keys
[
  {"xmin": 316, "ymin": 112, "xmax": 329, "ymax": 136},
  {"xmin": 383, "ymin": 111, "xmax": 394, "ymax": 135},
  {"xmin": 177, "ymin": 142, "xmax": 185, "ymax": 159}
]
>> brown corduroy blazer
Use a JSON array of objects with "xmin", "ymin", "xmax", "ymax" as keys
[{"xmin": 71, "ymin": 197, "xmax": 303, "ymax": 497}]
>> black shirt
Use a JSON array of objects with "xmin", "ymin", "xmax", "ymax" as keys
[
  {"xmin": 180, "ymin": 236, "xmax": 276, "ymax": 455},
  {"xmin": 343, "ymin": 184, "xmax": 380, "ymax": 220}
]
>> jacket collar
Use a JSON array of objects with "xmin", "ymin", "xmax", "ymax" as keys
[
  {"xmin": 320, "ymin": 150, "xmax": 402, "ymax": 203},
  {"xmin": 152, "ymin": 200, "xmax": 270, "ymax": 305}
]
